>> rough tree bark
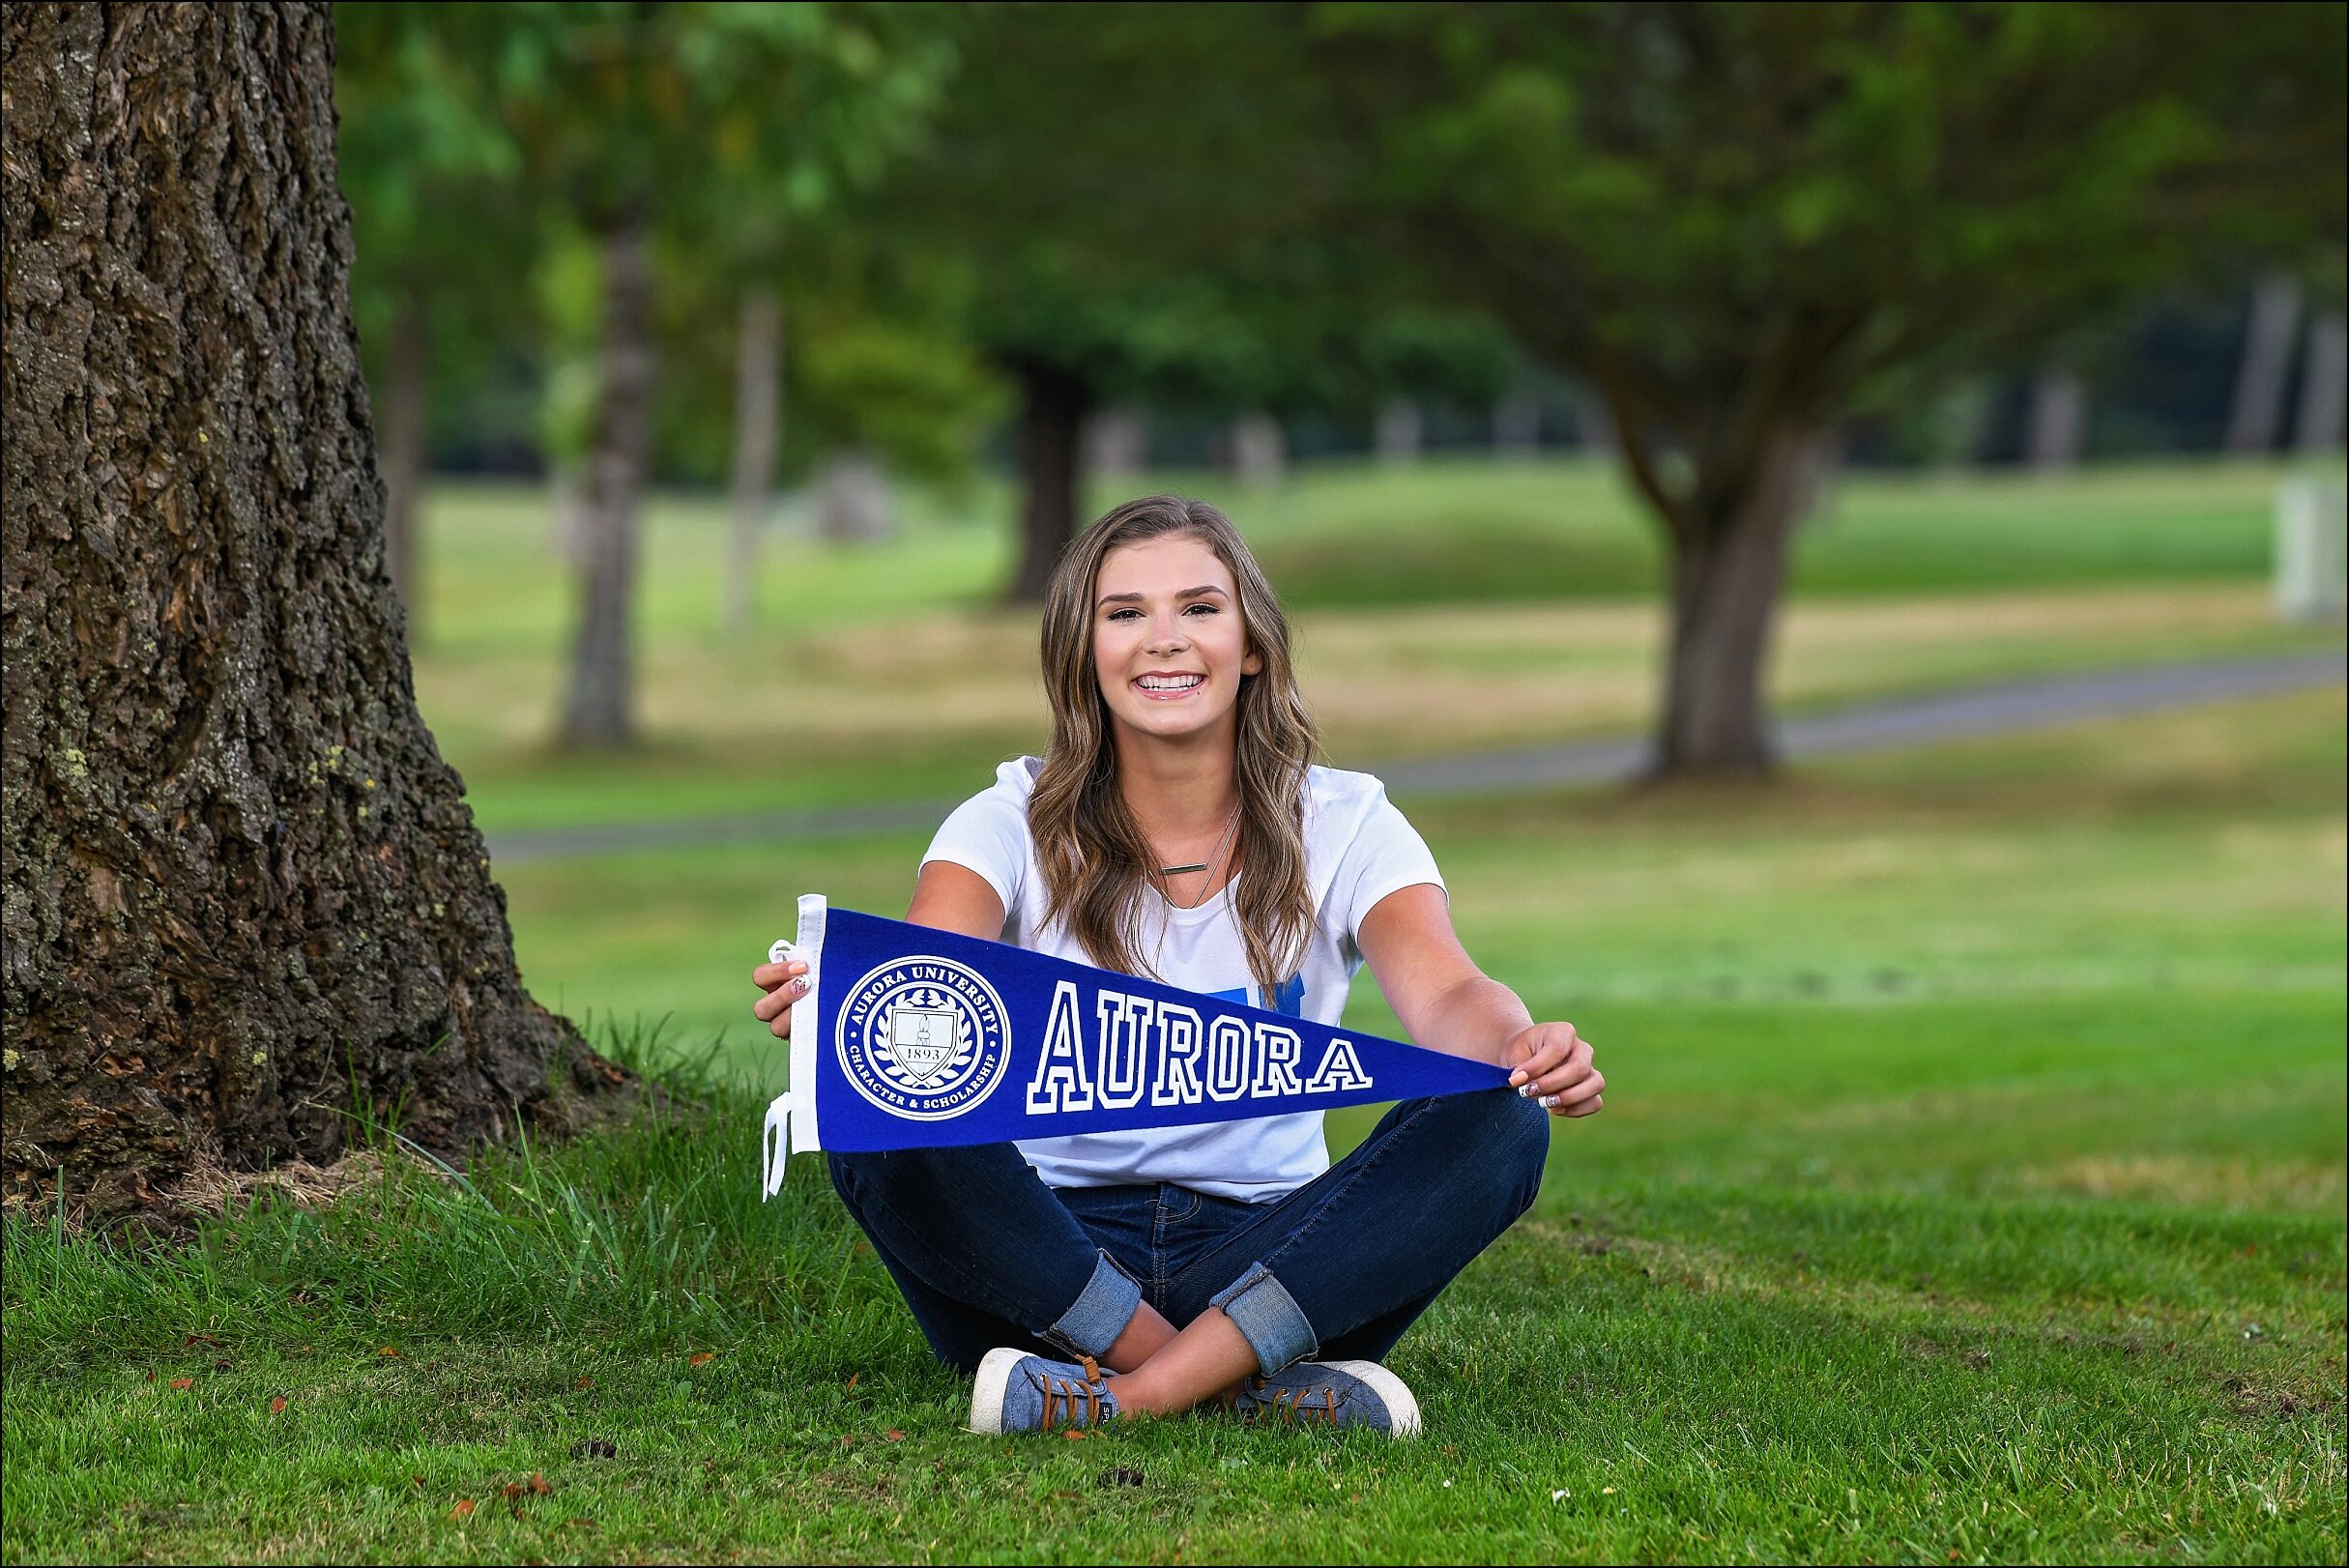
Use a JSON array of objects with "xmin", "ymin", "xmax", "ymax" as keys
[
  {"xmin": 1, "ymin": 3, "xmax": 614, "ymax": 1218},
  {"xmin": 558, "ymin": 207, "xmax": 654, "ymax": 748},
  {"xmin": 722, "ymin": 287, "xmax": 781, "ymax": 632},
  {"xmin": 380, "ymin": 284, "xmax": 426, "ymax": 637},
  {"xmin": 1006, "ymin": 360, "xmax": 1092, "ymax": 602}
]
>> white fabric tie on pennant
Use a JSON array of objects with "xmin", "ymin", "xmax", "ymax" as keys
[
  {"xmin": 760, "ymin": 1089, "xmax": 796, "ymax": 1199},
  {"xmin": 760, "ymin": 893, "xmax": 828, "ymax": 1200}
]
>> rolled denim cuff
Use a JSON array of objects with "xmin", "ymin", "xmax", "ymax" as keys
[
  {"xmin": 1039, "ymin": 1250, "xmax": 1143, "ymax": 1360},
  {"xmin": 1208, "ymin": 1260, "xmax": 1320, "ymax": 1377}
]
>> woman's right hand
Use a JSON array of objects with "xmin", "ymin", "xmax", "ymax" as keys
[{"xmin": 751, "ymin": 957, "xmax": 810, "ymax": 1038}]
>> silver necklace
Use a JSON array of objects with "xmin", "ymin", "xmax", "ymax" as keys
[{"xmin": 1158, "ymin": 802, "xmax": 1241, "ymax": 911}]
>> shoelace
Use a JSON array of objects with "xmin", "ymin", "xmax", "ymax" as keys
[
  {"xmin": 1033, "ymin": 1354, "xmax": 1109, "ymax": 1432},
  {"xmin": 1244, "ymin": 1378, "xmax": 1343, "ymax": 1426}
]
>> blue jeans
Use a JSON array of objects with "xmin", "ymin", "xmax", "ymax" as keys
[{"xmin": 826, "ymin": 1088, "xmax": 1551, "ymax": 1378}]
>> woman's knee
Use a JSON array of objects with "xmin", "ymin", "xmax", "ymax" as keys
[
  {"xmin": 1500, "ymin": 1088, "xmax": 1554, "ymax": 1205},
  {"xmin": 1376, "ymin": 1087, "xmax": 1551, "ymax": 1208},
  {"xmin": 1444, "ymin": 1087, "xmax": 1552, "ymax": 1213}
]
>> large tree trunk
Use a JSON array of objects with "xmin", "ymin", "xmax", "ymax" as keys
[
  {"xmin": 2226, "ymin": 273, "xmax": 2302, "ymax": 455},
  {"xmin": 380, "ymin": 284, "xmax": 428, "ymax": 639},
  {"xmin": 1006, "ymin": 361, "xmax": 1092, "ymax": 602},
  {"xmin": 1651, "ymin": 423, "xmax": 1824, "ymax": 777},
  {"xmin": 723, "ymin": 287, "xmax": 781, "ymax": 632},
  {"xmin": 1, "ymin": 2, "xmax": 610, "ymax": 1219},
  {"xmin": 558, "ymin": 208, "xmax": 655, "ymax": 749}
]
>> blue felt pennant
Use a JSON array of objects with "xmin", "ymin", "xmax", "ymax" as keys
[{"xmin": 761, "ymin": 896, "xmax": 1510, "ymax": 1196}]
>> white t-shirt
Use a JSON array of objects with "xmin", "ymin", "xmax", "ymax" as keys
[{"xmin": 920, "ymin": 757, "xmax": 1445, "ymax": 1202}]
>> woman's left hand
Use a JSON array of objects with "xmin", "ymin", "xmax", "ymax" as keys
[{"xmin": 1503, "ymin": 1022, "xmax": 1604, "ymax": 1118}]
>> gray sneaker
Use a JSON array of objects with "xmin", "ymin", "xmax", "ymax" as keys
[
  {"xmin": 969, "ymin": 1348, "xmax": 1122, "ymax": 1435},
  {"xmin": 1234, "ymin": 1359, "xmax": 1421, "ymax": 1437}
]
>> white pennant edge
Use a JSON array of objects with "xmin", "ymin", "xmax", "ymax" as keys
[{"xmin": 760, "ymin": 892, "xmax": 828, "ymax": 1200}]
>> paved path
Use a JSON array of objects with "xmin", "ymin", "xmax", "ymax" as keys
[{"xmin": 486, "ymin": 650, "xmax": 2345, "ymax": 865}]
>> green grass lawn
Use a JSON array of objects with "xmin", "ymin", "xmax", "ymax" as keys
[
  {"xmin": 409, "ymin": 455, "xmax": 2342, "ymax": 834},
  {"xmin": 6, "ymin": 690, "xmax": 2340, "ymax": 1563}
]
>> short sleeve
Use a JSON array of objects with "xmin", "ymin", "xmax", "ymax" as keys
[
  {"xmin": 920, "ymin": 765, "xmax": 1034, "ymax": 915},
  {"xmin": 1334, "ymin": 789, "xmax": 1445, "ymax": 943}
]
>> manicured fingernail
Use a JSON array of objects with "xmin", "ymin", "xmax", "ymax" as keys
[
  {"xmin": 1539, "ymin": 1094, "xmax": 1560, "ymax": 1109},
  {"xmin": 1516, "ymin": 1084, "xmax": 1531, "ymax": 1097}
]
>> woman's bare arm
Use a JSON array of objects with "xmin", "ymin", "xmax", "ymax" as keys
[
  {"xmin": 903, "ymin": 859, "xmax": 1008, "ymax": 941},
  {"xmin": 1356, "ymin": 882, "xmax": 1604, "ymax": 1118}
]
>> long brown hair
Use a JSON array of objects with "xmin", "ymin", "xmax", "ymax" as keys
[{"xmin": 1030, "ymin": 495, "xmax": 1319, "ymax": 1000}]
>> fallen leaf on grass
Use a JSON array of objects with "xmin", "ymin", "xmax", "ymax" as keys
[
  {"xmin": 214, "ymin": 1359, "xmax": 232, "ymax": 1372},
  {"xmin": 412, "ymin": 1476, "xmax": 424, "ymax": 1488},
  {"xmin": 845, "ymin": 1373, "xmax": 859, "ymax": 1392},
  {"xmin": 185, "ymin": 1333, "xmax": 223, "ymax": 1348},
  {"xmin": 1062, "ymin": 1430, "xmax": 1089, "ymax": 1440},
  {"xmin": 169, "ymin": 1378, "xmax": 193, "ymax": 1391},
  {"xmin": 449, "ymin": 1499, "xmax": 475, "ymax": 1520},
  {"xmin": 574, "ymin": 1376, "xmax": 593, "ymax": 1390},
  {"xmin": 884, "ymin": 1430, "xmax": 904, "ymax": 1442},
  {"xmin": 530, "ymin": 1472, "xmax": 553, "ymax": 1495},
  {"xmin": 144, "ymin": 1372, "xmax": 156, "ymax": 1383},
  {"xmin": 378, "ymin": 1347, "xmax": 400, "ymax": 1358},
  {"xmin": 269, "ymin": 1397, "xmax": 287, "ymax": 1414},
  {"xmin": 688, "ymin": 1352, "xmax": 713, "ymax": 1366}
]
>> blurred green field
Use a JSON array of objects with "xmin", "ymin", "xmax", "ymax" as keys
[
  {"xmin": 8, "ymin": 687, "xmax": 2340, "ymax": 1563},
  {"xmin": 10, "ymin": 458, "xmax": 2343, "ymax": 1563},
  {"xmin": 411, "ymin": 456, "xmax": 2341, "ymax": 834},
  {"xmin": 506, "ymin": 688, "xmax": 2346, "ymax": 1217}
]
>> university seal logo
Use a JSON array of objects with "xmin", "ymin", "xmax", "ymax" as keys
[{"xmin": 835, "ymin": 955, "xmax": 1011, "ymax": 1120}]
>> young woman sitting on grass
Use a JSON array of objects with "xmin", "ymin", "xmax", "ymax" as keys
[{"xmin": 750, "ymin": 495, "xmax": 1605, "ymax": 1437}]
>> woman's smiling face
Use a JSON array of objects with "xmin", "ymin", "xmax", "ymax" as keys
[{"xmin": 1091, "ymin": 533, "xmax": 1262, "ymax": 744}]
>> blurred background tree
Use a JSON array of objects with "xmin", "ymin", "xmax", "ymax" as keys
[
  {"xmin": 1315, "ymin": 0, "xmax": 2346, "ymax": 775},
  {"xmin": 325, "ymin": 0, "xmax": 2344, "ymax": 761},
  {"xmin": 336, "ymin": 2, "xmax": 530, "ymax": 645},
  {"xmin": 480, "ymin": 0, "xmax": 954, "ymax": 747},
  {"xmin": 883, "ymin": 0, "xmax": 1516, "ymax": 598}
]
